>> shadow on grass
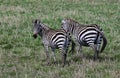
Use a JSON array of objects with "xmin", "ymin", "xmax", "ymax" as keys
[
  {"xmin": 87, "ymin": 55, "xmax": 115, "ymax": 62},
  {"xmin": 69, "ymin": 54, "xmax": 116, "ymax": 62},
  {"xmin": 41, "ymin": 59, "xmax": 71, "ymax": 67},
  {"xmin": 40, "ymin": 53, "xmax": 118, "ymax": 67}
]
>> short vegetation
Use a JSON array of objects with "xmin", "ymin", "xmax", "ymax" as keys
[{"xmin": 0, "ymin": 0, "xmax": 120, "ymax": 78}]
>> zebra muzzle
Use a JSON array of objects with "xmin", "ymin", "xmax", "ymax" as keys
[{"xmin": 33, "ymin": 34, "xmax": 37, "ymax": 39}]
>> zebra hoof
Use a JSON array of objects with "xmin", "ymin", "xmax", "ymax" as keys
[
  {"xmin": 33, "ymin": 34, "xmax": 37, "ymax": 39},
  {"xmin": 61, "ymin": 64, "xmax": 65, "ymax": 67},
  {"xmin": 93, "ymin": 57, "xmax": 98, "ymax": 61}
]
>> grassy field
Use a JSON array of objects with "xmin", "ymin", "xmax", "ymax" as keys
[{"xmin": 0, "ymin": 0, "xmax": 120, "ymax": 78}]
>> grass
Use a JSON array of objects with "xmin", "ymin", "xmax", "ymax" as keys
[{"xmin": 0, "ymin": 0, "xmax": 120, "ymax": 78}]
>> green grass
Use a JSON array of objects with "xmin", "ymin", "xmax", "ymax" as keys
[{"xmin": 0, "ymin": 0, "xmax": 120, "ymax": 78}]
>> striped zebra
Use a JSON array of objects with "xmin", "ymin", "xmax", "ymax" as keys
[
  {"xmin": 61, "ymin": 18, "xmax": 107, "ymax": 60},
  {"xmin": 32, "ymin": 19, "xmax": 70, "ymax": 67}
]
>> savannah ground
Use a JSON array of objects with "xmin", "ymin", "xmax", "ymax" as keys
[{"xmin": 0, "ymin": 0, "xmax": 120, "ymax": 78}]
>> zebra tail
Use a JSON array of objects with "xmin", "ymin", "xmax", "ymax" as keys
[{"xmin": 96, "ymin": 29, "xmax": 107, "ymax": 53}]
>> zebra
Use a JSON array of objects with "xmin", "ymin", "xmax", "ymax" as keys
[
  {"xmin": 32, "ymin": 19, "xmax": 70, "ymax": 67},
  {"xmin": 61, "ymin": 18, "xmax": 107, "ymax": 60}
]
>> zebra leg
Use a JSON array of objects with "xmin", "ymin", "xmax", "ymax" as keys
[
  {"xmin": 94, "ymin": 46, "xmax": 99, "ymax": 60},
  {"xmin": 94, "ymin": 35, "xmax": 102, "ymax": 60},
  {"xmin": 76, "ymin": 42, "xmax": 82, "ymax": 54},
  {"xmin": 97, "ymin": 44, "xmax": 101, "ymax": 52},
  {"xmin": 75, "ymin": 42, "xmax": 84, "ymax": 60},
  {"xmin": 44, "ymin": 45, "xmax": 50, "ymax": 65},
  {"xmin": 76, "ymin": 43, "xmax": 80, "ymax": 54},
  {"xmin": 62, "ymin": 52, "xmax": 67, "ymax": 67},
  {"xmin": 96, "ymin": 34, "xmax": 102, "ymax": 53},
  {"xmin": 90, "ymin": 44, "xmax": 98, "ymax": 60},
  {"xmin": 96, "ymin": 44, "xmax": 100, "ymax": 57},
  {"xmin": 95, "ymin": 43, "xmax": 101, "ymax": 60},
  {"xmin": 60, "ymin": 48, "xmax": 67, "ymax": 67},
  {"xmin": 79, "ymin": 45, "xmax": 83, "ymax": 57},
  {"xmin": 51, "ymin": 48, "xmax": 56, "ymax": 64},
  {"xmin": 95, "ymin": 34, "xmax": 102, "ymax": 59},
  {"xmin": 69, "ymin": 39, "xmax": 76, "ymax": 53}
]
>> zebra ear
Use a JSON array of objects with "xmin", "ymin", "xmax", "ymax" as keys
[{"xmin": 32, "ymin": 19, "xmax": 41, "ymax": 24}]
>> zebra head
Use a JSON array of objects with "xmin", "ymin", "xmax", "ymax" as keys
[{"xmin": 32, "ymin": 19, "xmax": 43, "ymax": 39}]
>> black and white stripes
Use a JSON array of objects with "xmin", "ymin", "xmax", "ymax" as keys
[
  {"xmin": 61, "ymin": 18, "xmax": 107, "ymax": 60},
  {"xmin": 32, "ymin": 19, "xmax": 69, "ymax": 67},
  {"xmin": 32, "ymin": 18, "xmax": 107, "ymax": 66}
]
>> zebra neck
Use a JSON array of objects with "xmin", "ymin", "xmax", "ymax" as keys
[
  {"xmin": 41, "ymin": 23, "xmax": 50, "ymax": 30},
  {"xmin": 38, "ymin": 28, "xmax": 47, "ymax": 38}
]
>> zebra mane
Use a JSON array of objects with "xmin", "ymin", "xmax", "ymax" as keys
[
  {"xmin": 33, "ymin": 19, "xmax": 51, "ymax": 30},
  {"xmin": 40, "ymin": 23, "xmax": 51, "ymax": 30}
]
